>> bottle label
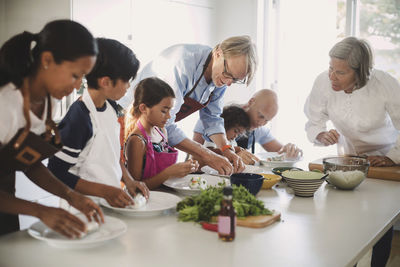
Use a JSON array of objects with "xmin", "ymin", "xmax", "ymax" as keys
[{"xmin": 218, "ymin": 216, "xmax": 231, "ymax": 234}]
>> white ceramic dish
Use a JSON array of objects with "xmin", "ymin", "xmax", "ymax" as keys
[
  {"xmin": 100, "ymin": 191, "xmax": 180, "ymax": 216},
  {"xmin": 28, "ymin": 215, "xmax": 126, "ymax": 249},
  {"xmin": 163, "ymin": 174, "xmax": 229, "ymax": 196},
  {"xmin": 256, "ymin": 152, "xmax": 300, "ymax": 168}
]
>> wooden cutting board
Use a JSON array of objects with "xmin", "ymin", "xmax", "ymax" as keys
[
  {"xmin": 237, "ymin": 212, "xmax": 281, "ymax": 228},
  {"xmin": 308, "ymin": 158, "xmax": 400, "ymax": 181}
]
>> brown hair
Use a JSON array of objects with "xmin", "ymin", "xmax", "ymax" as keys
[{"xmin": 124, "ymin": 77, "xmax": 175, "ymax": 140}]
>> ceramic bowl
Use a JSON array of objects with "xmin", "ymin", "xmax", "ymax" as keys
[
  {"xmin": 259, "ymin": 173, "xmax": 282, "ymax": 189},
  {"xmin": 323, "ymin": 156, "xmax": 369, "ymax": 190},
  {"xmin": 230, "ymin": 173, "xmax": 264, "ymax": 195},
  {"xmin": 271, "ymin": 167, "xmax": 303, "ymax": 181},
  {"xmin": 282, "ymin": 170, "xmax": 327, "ymax": 197}
]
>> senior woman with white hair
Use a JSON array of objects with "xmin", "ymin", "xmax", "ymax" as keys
[{"xmin": 304, "ymin": 36, "xmax": 399, "ymax": 267}]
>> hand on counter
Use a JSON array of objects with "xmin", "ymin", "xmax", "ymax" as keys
[
  {"xmin": 166, "ymin": 159, "xmax": 199, "ymax": 178},
  {"xmin": 222, "ymin": 149, "xmax": 245, "ymax": 173},
  {"xmin": 278, "ymin": 143, "xmax": 303, "ymax": 159},
  {"xmin": 126, "ymin": 180, "xmax": 150, "ymax": 200},
  {"xmin": 66, "ymin": 190, "xmax": 104, "ymax": 224},
  {"xmin": 202, "ymin": 152, "xmax": 233, "ymax": 175},
  {"xmin": 37, "ymin": 206, "xmax": 86, "ymax": 239},
  {"xmin": 103, "ymin": 186, "xmax": 134, "ymax": 208},
  {"xmin": 367, "ymin": 156, "xmax": 395, "ymax": 167},
  {"xmin": 235, "ymin": 147, "xmax": 260, "ymax": 165}
]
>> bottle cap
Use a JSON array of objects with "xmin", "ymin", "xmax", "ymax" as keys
[{"xmin": 223, "ymin": 186, "xmax": 233, "ymax": 195}]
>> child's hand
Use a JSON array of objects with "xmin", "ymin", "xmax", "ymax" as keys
[
  {"xmin": 168, "ymin": 159, "xmax": 199, "ymax": 178},
  {"xmin": 102, "ymin": 186, "xmax": 134, "ymax": 208},
  {"xmin": 126, "ymin": 180, "xmax": 150, "ymax": 200},
  {"xmin": 66, "ymin": 190, "xmax": 104, "ymax": 224},
  {"xmin": 37, "ymin": 206, "xmax": 86, "ymax": 239}
]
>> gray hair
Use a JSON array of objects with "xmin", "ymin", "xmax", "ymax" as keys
[
  {"xmin": 214, "ymin": 35, "xmax": 258, "ymax": 86},
  {"xmin": 329, "ymin": 37, "xmax": 374, "ymax": 89}
]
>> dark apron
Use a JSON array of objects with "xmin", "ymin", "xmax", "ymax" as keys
[
  {"xmin": 0, "ymin": 94, "xmax": 62, "ymax": 236},
  {"xmin": 0, "ymin": 173, "xmax": 19, "ymax": 235},
  {"xmin": 175, "ymin": 52, "xmax": 214, "ymax": 122},
  {"xmin": 236, "ymin": 131, "xmax": 256, "ymax": 154}
]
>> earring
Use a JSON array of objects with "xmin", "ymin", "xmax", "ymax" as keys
[{"xmin": 44, "ymin": 65, "xmax": 48, "ymax": 70}]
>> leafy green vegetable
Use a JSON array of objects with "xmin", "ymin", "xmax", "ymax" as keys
[{"xmin": 176, "ymin": 185, "xmax": 272, "ymax": 222}]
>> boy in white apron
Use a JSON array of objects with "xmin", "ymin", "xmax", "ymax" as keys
[{"xmin": 48, "ymin": 38, "xmax": 149, "ymax": 207}]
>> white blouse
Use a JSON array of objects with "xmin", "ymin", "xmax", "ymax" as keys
[
  {"xmin": 304, "ymin": 69, "xmax": 400, "ymax": 164},
  {"xmin": 0, "ymin": 83, "xmax": 57, "ymax": 145}
]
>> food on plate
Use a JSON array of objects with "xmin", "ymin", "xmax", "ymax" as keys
[
  {"xmin": 176, "ymin": 185, "xmax": 273, "ymax": 222},
  {"xmin": 79, "ymin": 221, "xmax": 100, "ymax": 238},
  {"xmin": 265, "ymin": 154, "xmax": 285, "ymax": 162},
  {"xmin": 189, "ymin": 176, "xmax": 207, "ymax": 190},
  {"xmin": 127, "ymin": 193, "xmax": 147, "ymax": 209}
]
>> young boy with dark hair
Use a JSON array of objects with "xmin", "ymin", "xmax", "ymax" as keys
[{"xmin": 48, "ymin": 38, "xmax": 149, "ymax": 207}]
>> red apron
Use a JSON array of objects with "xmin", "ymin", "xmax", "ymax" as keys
[{"xmin": 175, "ymin": 52, "xmax": 214, "ymax": 122}]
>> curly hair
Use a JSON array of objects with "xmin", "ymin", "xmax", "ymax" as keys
[{"xmin": 221, "ymin": 105, "xmax": 250, "ymax": 131}]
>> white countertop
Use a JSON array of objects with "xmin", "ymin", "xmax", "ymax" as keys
[{"xmin": 1, "ymin": 178, "xmax": 399, "ymax": 267}]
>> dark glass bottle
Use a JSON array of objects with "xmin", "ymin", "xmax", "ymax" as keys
[{"xmin": 218, "ymin": 186, "xmax": 236, "ymax": 241}]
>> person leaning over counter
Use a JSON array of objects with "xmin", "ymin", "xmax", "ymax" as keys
[
  {"xmin": 118, "ymin": 36, "xmax": 257, "ymax": 175},
  {"xmin": 304, "ymin": 36, "xmax": 399, "ymax": 267},
  {"xmin": 0, "ymin": 20, "xmax": 104, "ymax": 238},
  {"xmin": 193, "ymin": 89, "xmax": 303, "ymax": 165}
]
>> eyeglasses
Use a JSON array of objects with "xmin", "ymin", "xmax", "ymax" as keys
[{"xmin": 222, "ymin": 59, "xmax": 247, "ymax": 84}]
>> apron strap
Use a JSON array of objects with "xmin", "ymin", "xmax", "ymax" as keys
[
  {"xmin": 14, "ymin": 80, "xmax": 60, "ymax": 148},
  {"xmin": 184, "ymin": 52, "xmax": 213, "ymax": 98}
]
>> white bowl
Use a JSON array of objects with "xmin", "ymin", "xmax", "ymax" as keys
[{"xmin": 282, "ymin": 171, "xmax": 327, "ymax": 197}]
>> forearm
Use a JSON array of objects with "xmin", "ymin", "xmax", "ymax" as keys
[
  {"xmin": 0, "ymin": 190, "xmax": 47, "ymax": 218},
  {"xmin": 74, "ymin": 179, "xmax": 111, "ymax": 198},
  {"xmin": 120, "ymin": 161, "xmax": 137, "ymax": 188},
  {"xmin": 209, "ymin": 133, "xmax": 230, "ymax": 149},
  {"xmin": 25, "ymin": 162, "xmax": 73, "ymax": 202},
  {"xmin": 262, "ymin": 140, "xmax": 283, "ymax": 152}
]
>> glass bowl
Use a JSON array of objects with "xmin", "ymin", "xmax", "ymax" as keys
[{"xmin": 323, "ymin": 156, "xmax": 369, "ymax": 190}]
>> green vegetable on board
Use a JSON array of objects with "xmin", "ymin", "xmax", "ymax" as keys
[{"xmin": 176, "ymin": 185, "xmax": 272, "ymax": 222}]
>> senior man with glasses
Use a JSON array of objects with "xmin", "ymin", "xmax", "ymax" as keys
[{"xmin": 118, "ymin": 36, "xmax": 257, "ymax": 175}]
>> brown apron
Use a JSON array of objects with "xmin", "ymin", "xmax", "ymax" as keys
[
  {"xmin": 0, "ymin": 85, "xmax": 62, "ymax": 236},
  {"xmin": 175, "ymin": 52, "xmax": 214, "ymax": 122},
  {"xmin": 0, "ymin": 173, "xmax": 19, "ymax": 235}
]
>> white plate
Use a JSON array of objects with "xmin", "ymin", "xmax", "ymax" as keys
[
  {"xmin": 100, "ymin": 191, "xmax": 181, "ymax": 217},
  {"xmin": 163, "ymin": 174, "xmax": 230, "ymax": 196},
  {"xmin": 256, "ymin": 152, "xmax": 300, "ymax": 168},
  {"xmin": 28, "ymin": 215, "xmax": 126, "ymax": 249}
]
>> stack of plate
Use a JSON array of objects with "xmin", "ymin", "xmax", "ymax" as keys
[{"xmin": 282, "ymin": 171, "xmax": 327, "ymax": 197}]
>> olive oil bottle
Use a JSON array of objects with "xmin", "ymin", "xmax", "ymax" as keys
[{"xmin": 218, "ymin": 186, "xmax": 236, "ymax": 241}]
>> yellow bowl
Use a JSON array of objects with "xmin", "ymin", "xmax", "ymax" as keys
[{"xmin": 259, "ymin": 174, "xmax": 282, "ymax": 189}]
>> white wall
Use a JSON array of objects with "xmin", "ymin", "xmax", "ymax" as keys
[
  {"xmin": 0, "ymin": 0, "xmax": 71, "ymax": 46},
  {"xmin": 213, "ymin": 0, "xmax": 258, "ymax": 106},
  {"xmin": 273, "ymin": 0, "xmax": 338, "ymax": 164}
]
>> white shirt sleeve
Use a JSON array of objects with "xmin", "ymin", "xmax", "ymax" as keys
[{"xmin": 304, "ymin": 71, "xmax": 330, "ymax": 145}]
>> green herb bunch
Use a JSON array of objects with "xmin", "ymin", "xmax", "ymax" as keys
[{"xmin": 176, "ymin": 185, "xmax": 272, "ymax": 222}]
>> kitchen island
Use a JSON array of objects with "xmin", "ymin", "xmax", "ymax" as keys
[{"xmin": 0, "ymin": 178, "xmax": 399, "ymax": 267}]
